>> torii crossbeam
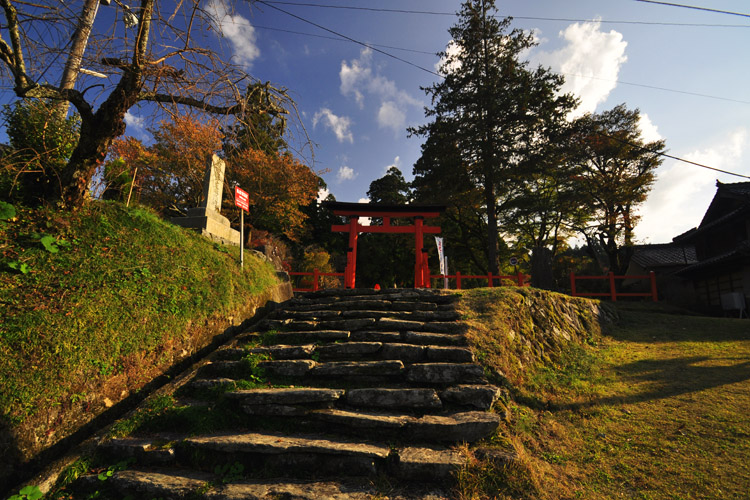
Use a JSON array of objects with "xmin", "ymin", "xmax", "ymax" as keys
[{"xmin": 323, "ymin": 201, "xmax": 446, "ymax": 289}]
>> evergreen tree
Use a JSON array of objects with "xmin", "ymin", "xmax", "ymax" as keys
[{"xmin": 409, "ymin": 0, "xmax": 577, "ymax": 278}]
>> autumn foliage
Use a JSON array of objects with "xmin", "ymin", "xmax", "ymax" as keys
[{"xmin": 104, "ymin": 113, "xmax": 319, "ymax": 240}]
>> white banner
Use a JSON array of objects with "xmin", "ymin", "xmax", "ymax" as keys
[{"xmin": 435, "ymin": 236, "xmax": 445, "ymax": 275}]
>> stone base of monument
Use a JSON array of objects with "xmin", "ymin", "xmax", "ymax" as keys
[{"xmin": 171, "ymin": 208, "xmax": 240, "ymax": 246}]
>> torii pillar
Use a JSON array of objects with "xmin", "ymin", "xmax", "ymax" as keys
[{"xmin": 323, "ymin": 201, "xmax": 445, "ymax": 289}]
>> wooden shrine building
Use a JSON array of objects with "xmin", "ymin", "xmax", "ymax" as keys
[{"xmin": 322, "ymin": 201, "xmax": 446, "ymax": 289}]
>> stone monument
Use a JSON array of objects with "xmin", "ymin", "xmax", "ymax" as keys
[{"xmin": 171, "ymin": 154, "xmax": 241, "ymax": 246}]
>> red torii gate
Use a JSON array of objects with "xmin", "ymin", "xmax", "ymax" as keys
[{"xmin": 323, "ymin": 201, "xmax": 445, "ymax": 289}]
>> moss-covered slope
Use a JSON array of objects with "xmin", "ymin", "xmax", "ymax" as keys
[{"xmin": 0, "ymin": 202, "xmax": 287, "ymax": 491}]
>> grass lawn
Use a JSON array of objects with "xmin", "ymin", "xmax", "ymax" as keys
[{"xmin": 521, "ymin": 304, "xmax": 750, "ymax": 499}]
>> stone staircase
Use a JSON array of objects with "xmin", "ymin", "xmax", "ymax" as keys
[{"xmin": 73, "ymin": 289, "xmax": 505, "ymax": 499}]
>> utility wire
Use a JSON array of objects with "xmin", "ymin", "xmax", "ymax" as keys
[
  {"xmin": 263, "ymin": 1, "xmax": 750, "ymax": 27},
  {"xmin": 252, "ymin": 24, "xmax": 435, "ymax": 54},
  {"xmin": 634, "ymin": 0, "xmax": 750, "ymax": 19},
  {"xmin": 596, "ymin": 131, "xmax": 750, "ymax": 179},
  {"xmin": 256, "ymin": 0, "xmax": 750, "ymax": 180},
  {"xmin": 254, "ymin": 0, "xmax": 442, "ymax": 76}
]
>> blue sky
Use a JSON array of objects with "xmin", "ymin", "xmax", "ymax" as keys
[
  {"xmin": 6, "ymin": 0, "xmax": 750, "ymax": 245},
  {"xmin": 195, "ymin": 0, "xmax": 750, "ymax": 245}
]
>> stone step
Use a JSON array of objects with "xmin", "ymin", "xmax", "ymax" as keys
[
  {"xmin": 236, "ymin": 330, "xmax": 350, "ymax": 345},
  {"xmin": 292, "ymin": 288, "xmax": 457, "ymax": 304},
  {"xmin": 344, "ymin": 388, "xmax": 443, "ymax": 410},
  {"xmin": 181, "ymin": 431, "xmax": 392, "ymax": 477},
  {"xmin": 78, "ymin": 468, "xmax": 455, "ymax": 499},
  {"xmin": 213, "ymin": 344, "xmax": 315, "ymax": 361},
  {"xmin": 258, "ymin": 317, "xmax": 467, "ymax": 334},
  {"xmin": 271, "ymin": 309, "xmax": 461, "ymax": 323},
  {"xmin": 309, "ymin": 409, "xmax": 501, "ymax": 443},
  {"xmin": 350, "ymin": 331, "xmax": 467, "ymax": 346},
  {"xmin": 285, "ymin": 299, "xmax": 440, "ymax": 313},
  {"xmin": 225, "ymin": 387, "xmax": 344, "ymax": 416},
  {"xmin": 197, "ymin": 360, "xmax": 483, "ymax": 386}
]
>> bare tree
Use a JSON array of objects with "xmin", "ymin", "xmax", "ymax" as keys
[{"xmin": 0, "ymin": 0, "xmax": 289, "ymax": 207}]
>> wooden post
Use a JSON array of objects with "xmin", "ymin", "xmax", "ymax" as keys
[
  {"xmin": 456, "ymin": 271, "xmax": 462, "ymax": 290},
  {"xmin": 313, "ymin": 268, "xmax": 319, "ymax": 291},
  {"xmin": 414, "ymin": 217, "xmax": 424, "ymax": 288},
  {"xmin": 487, "ymin": 273, "xmax": 494, "ymax": 288},
  {"xmin": 570, "ymin": 272, "xmax": 577, "ymax": 296},
  {"xmin": 609, "ymin": 271, "xmax": 617, "ymax": 301},
  {"xmin": 650, "ymin": 271, "xmax": 658, "ymax": 302},
  {"xmin": 346, "ymin": 216, "xmax": 359, "ymax": 289},
  {"xmin": 517, "ymin": 271, "xmax": 524, "ymax": 287}
]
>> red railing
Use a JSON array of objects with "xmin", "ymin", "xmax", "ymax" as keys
[
  {"xmin": 429, "ymin": 271, "xmax": 529, "ymax": 289},
  {"xmin": 570, "ymin": 271, "xmax": 657, "ymax": 302},
  {"xmin": 288, "ymin": 270, "xmax": 345, "ymax": 292}
]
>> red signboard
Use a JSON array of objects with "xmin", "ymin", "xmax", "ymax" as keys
[{"xmin": 234, "ymin": 186, "xmax": 249, "ymax": 212}]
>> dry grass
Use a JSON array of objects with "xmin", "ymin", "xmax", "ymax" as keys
[{"xmin": 457, "ymin": 290, "xmax": 750, "ymax": 499}]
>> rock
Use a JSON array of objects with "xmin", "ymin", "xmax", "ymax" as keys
[
  {"xmin": 405, "ymin": 363, "xmax": 485, "ymax": 385},
  {"xmin": 439, "ymin": 385, "xmax": 502, "ymax": 410},
  {"xmin": 406, "ymin": 412, "xmax": 501, "ymax": 442},
  {"xmin": 377, "ymin": 318, "xmax": 425, "ymax": 330},
  {"xmin": 312, "ymin": 409, "xmax": 410, "ymax": 430},
  {"xmin": 345, "ymin": 388, "xmax": 442, "ymax": 410},
  {"xmin": 404, "ymin": 331, "xmax": 467, "ymax": 346},
  {"xmin": 396, "ymin": 446, "xmax": 464, "ymax": 482},
  {"xmin": 425, "ymin": 346, "xmax": 474, "ymax": 363},
  {"xmin": 379, "ymin": 343, "xmax": 426, "ymax": 361},
  {"xmin": 246, "ymin": 345, "xmax": 315, "ymax": 359},
  {"xmin": 350, "ymin": 331, "xmax": 401, "ymax": 342},
  {"xmin": 258, "ymin": 360, "xmax": 316, "ymax": 377},
  {"xmin": 316, "ymin": 342, "xmax": 383, "ymax": 359},
  {"xmin": 311, "ymin": 360, "xmax": 404, "ymax": 377},
  {"xmin": 226, "ymin": 388, "xmax": 345, "ymax": 405}
]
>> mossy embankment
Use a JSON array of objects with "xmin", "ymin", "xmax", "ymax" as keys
[{"xmin": 0, "ymin": 201, "xmax": 289, "ymax": 492}]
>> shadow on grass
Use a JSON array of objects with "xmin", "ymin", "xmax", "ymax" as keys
[{"xmin": 560, "ymin": 355, "xmax": 750, "ymax": 411}]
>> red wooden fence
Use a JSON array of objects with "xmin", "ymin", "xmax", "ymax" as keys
[{"xmin": 570, "ymin": 271, "xmax": 658, "ymax": 302}]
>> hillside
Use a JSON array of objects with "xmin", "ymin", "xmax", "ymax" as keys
[{"xmin": 0, "ymin": 201, "xmax": 289, "ymax": 493}]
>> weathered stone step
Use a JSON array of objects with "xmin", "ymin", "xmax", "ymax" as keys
[
  {"xmin": 350, "ymin": 331, "xmax": 467, "ymax": 346},
  {"xmin": 406, "ymin": 363, "xmax": 486, "ymax": 385},
  {"xmin": 271, "ymin": 309, "xmax": 461, "ymax": 322},
  {"xmin": 225, "ymin": 387, "xmax": 344, "ymax": 416},
  {"xmin": 344, "ymin": 388, "xmax": 442, "ymax": 410},
  {"xmin": 285, "ymin": 299, "xmax": 439, "ymax": 313},
  {"xmin": 292, "ymin": 288, "xmax": 457, "ymax": 304},
  {"xmin": 310, "ymin": 409, "xmax": 501, "ymax": 443},
  {"xmin": 217, "ymin": 341, "xmax": 473, "ymax": 364},
  {"xmin": 182, "ymin": 431, "xmax": 392, "ymax": 477},
  {"xmin": 258, "ymin": 317, "xmax": 467, "ymax": 334},
  {"xmin": 235, "ymin": 330, "xmax": 350, "ymax": 345}
]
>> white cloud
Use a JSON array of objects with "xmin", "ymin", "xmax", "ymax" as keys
[
  {"xmin": 638, "ymin": 113, "xmax": 663, "ymax": 143},
  {"xmin": 637, "ymin": 129, "xmax": 749, "ymax": 243},
  {"xmin": 534, "ymin": 20, "xmax": 627, "ymax": 116},
  {"xmin": 377, "ymin": 101, "xmax": 406, "ymax": 136},
  {"xmin": 313, "ymin": 108, "xmax": 354, "ymax": 143},
  {"xmin": 124, "ymin": 111, "xmax": 149, "ymax": 141},
  {"xmin": 385, "ymin": 156, "xmax": 401, "ymax": 174},
  {"xmin": 337, "ymin": 166, "xmax": 357, "ymax": 182},
  {"xmin": 340, "ymin": 48, "xmax": 421, "ymax": 128},
  {"xmin": 436, "ymin": 40, "xmax": 463, "ymax": 75},
  {"xmin": 207, "ymin": 0, "xmax": 260, "ymax": 69},
  {"xmin": 317, "ymin": 187, "xmax": 330, "ymax": 204},
  {"xmin": 357, "ymin": 197, "xmax": 371, "ymax": 226}
]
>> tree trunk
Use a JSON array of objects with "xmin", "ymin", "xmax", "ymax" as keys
[
  {"xmin": 484, "ymin": 180, "xmax": 499, "ymax": 276},
  {"xmin": 530, "ymin": 245, "xmax": 554, "ymax": 290}
]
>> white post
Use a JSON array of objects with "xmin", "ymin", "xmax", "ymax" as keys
[
  {"xmin": 444, "ymin": 256, "xmax": 449, "ymax": 289},
  {"xmin": 240, "ymin": 210, "xmax": 244, "ymax": 268}
]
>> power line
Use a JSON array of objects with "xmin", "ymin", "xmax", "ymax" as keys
[
  {"xmin": 254, "ymin": 0, "xmax": 442, "ymax": 77},
  {"xmin": 634, "ymin": 0, "xmax": 750, "ymax": 19},
  {"xmin": 252, "ymin": 25, "xmax": 435, "ymax": 54},
  {"xmin": 596, "ymin": 131, "xmax": 750, "ymax": 180},
  {"xmin": 262, "ymin": 1, "xmax": 750, "ymax": 28},
  {"xmin": 562, "ymin": 73, "xmax": 750, "ymax": 105}
]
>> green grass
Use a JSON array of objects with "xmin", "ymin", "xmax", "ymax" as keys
[
  {"xmin": 0, "ymin": 201, "xmax": 280, "ymax": 469},
  {"xmin": 457, "ymin": 291, "xmax": 750, "ymax": 499}
]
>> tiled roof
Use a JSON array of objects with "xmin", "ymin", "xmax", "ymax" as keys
[
  {"xmin": 717, "ymin": 181, "xmax": 750, "ymax": 198},
  {"xmin": 631, "ymin": 244, "xmax": 697, "ymax": 268},
  {"xmin": 675, "ymin": 241, "xmax": 750, "ymax": 276},
  {"xmin": 674, "ymin": 205, "xmax": 750, "ymax": 243}
]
